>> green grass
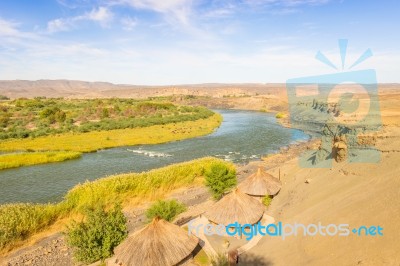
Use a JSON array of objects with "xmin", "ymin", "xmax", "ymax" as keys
[
  {"xmin": 0, "ymin": 114, "xmax": 222, "ymax": 153},
  {"xmin": 64, "ymin": 157, "xmax": 234, "ymax": 211},
  {"xmin": 0, "ymin": 157, "xmax": 235, "ymax": 252},
  {"xmin": 0, "ymin": 152, "xmax": 81, "ymax": 170},
  {"xmin": 0, "ymin": 203, "xmax": 63, "ymax": 251}
]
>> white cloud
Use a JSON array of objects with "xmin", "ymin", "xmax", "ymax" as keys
[
  {"xmin": 0, "ymin": 18, "xmax": 21, "ymax": 37},
  {"xmin": 121, "ymin": 0, "xmax": 189, "ymax": 13},
  {"xmin": 120, "ymin": 17, "xmax": 137, "ymax": 31},
  {"xmin": 47, "ymin": 6, "xmax": 113, "ymax": 33},
  {"xmin": 47, "ymin": 18, "xmax": 70, "ymax": 33},
  {"xmin": 85, "ymin": 7, "xmax": 113, "ymax": 25},
  {"xmin": 118, "ymin": 0, "xmax": 192, "ymax": 25}
]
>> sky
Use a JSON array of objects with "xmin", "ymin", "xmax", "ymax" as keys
[{"xmin": 0, "ymin": 0, "xmax": 399, "ymax": 85}]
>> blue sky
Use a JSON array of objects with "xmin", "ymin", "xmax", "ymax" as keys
[{"xmin": 0, "ymin": 0, "xmax": 399, "ymax": 84}]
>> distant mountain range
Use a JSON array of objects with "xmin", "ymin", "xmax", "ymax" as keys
[
  {"xmin": 0, "ymin": 80, "xmax": 398, "ymax": 99},
  {"xmin": 0, "ymin": 80, "xmax": 287, "ymax": 99}
]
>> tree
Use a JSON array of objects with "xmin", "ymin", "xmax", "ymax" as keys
[
  {"xmin": 65, "ymin": 204, "xmax": 127, "ymax": 264},
  {"xmin": 205, "ymin": 162, "xmax": 237, "ymax": 200},
  {"xmin": 145, "ymin": 199, "xmax": 186, "ymax": 222}
]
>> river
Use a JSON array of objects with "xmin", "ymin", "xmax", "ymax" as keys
[{"xmin": 0, "ymin": 110, "xmax": 309, "ymax": 204}]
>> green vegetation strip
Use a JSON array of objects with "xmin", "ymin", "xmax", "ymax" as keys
[
  {"xmin": 0, "ymin": 152, "xmax": 81, "ymax": 170},
  {"xmin": 0, "ymin": 157, "xmax": 235, "ymax": 252},
  {"xmin": 0, "ymin": 98, "xmax": 214, "ymax": 140},
  {"xmin": 0, "ymin": 113, "xmax": 222, "ymax": 153}
]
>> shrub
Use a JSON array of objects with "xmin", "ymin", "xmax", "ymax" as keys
[
  {"xmin": 262, "ymin": 195, "xmax": 273, "ymax": 207},
  {"xmin": 210, "ymin": 253, "xmax": 229, "ymax": 266},
  {"xmin": 40, "ymin": 107, "xmax": 60, "ymax": 119},
  {"xmin": 65, "ymin": 204, "xmax": 127, "ymax": 264},
  {"xmin": 275, "ymin": 112, "xmax": 286, "ymax": 119},
  {"xmin": 0, "ymin": 115, "xmax": 10, "ymax": 128},
  {"xmin": 205, "ymin": 162, "xmax": 237, "ymax": 199},
  {"xmin": 54, "ymin": 110, "xmax": 66, "ymax": 123},
  {"xmin": 145, "ymin": 199, "xmax": 186, "ymax": 222}
]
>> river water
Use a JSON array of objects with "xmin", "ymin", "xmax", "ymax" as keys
[{"xmin": 0, "ymin": 110, "xmax": 309, "ymax": 204}]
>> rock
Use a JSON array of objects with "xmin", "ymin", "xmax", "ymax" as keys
[{"xmin": 305, "ymin": 179, "xmax": 312, "ymax": 184}]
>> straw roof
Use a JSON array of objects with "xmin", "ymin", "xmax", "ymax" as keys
[
  {"xmin": 205, "ymin": 188, "xmax": 264, "ymax": 226},
  {"xmin": 114, "ymin": 217, "xmax": 198, "ymax": 266},
  {"xmin": 238, "ymin": 167, "xmax": 282, "ymax": 196}
]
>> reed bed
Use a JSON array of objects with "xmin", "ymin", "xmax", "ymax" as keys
[
  {"xmin": 0, "ymin": 114, "xmax": 222, "ymax": 153},
  {"xmin": 0, "ymin": 152, "xmax": 81, "ymax": 170}
]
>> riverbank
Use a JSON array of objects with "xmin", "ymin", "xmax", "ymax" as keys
[
  {"xmin": 0, "ymin": 109, "xmax": 306, "ymax": 204},
  {"xmin": 0, "ymin": 157, "xmax": 235, "ymax": 258},
  {"xmin": 0, "ymin": 114, "xmax": 222, "ymax": 153}
]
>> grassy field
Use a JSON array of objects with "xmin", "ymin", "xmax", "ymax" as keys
[
  {"xmin": 0, "ymin": 152, "xmax": 81, "ymax": 170},
  {"xmin": 0, "ymin": 113, "xmax": 221, "ymax": 153},
  {"xmin": 0, "ymin": 157, "xmax": 235, "ymax": 252}
]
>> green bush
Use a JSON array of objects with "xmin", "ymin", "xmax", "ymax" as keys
[
  {"xmin": 262, "ymin": 195, "xmax": 273, "ymax": 207},
  {"xmin": 205, "ymin": 162, "xmax": 237, "ymax": 200},
  {"xmin": 65, "ymin": 204, "xmax": 127, "ymax": 264},
  {"xmin": 40, "ymin": 107, "xmax": 60, "ymax": 119},
  {"xmin": 275, "ymin": 112, "xmax": 286, "ymax": 119},
  {"xmin": 145, "ymin": 199, "xmax": 186, "ymax": 222}
]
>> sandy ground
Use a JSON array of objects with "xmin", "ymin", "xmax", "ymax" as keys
[
  {"xmin": 240, "ymin": 89, "xmax": 400, "ymax": 266},
  {"xmin": 1, "ymin": 85, "xmax": 400, "ymax": 265}
]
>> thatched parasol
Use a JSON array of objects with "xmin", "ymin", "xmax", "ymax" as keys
[
  {"xmin": 114, "ymin": 217, "xmax": 198, "ymax": 266},
  {"xmin": 205, "ymin": 188, "xmax": 264, "ymax": 226},
  {"xmin": 238, "ymin": 167, "xmax": 282, "ymax": 196}
]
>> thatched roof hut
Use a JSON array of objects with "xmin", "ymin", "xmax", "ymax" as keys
[
  {"xmin": 205, "ymin": 188, "xmax": 264, "ymax": 226},
  {"xmin": 114, "ymin": 217, "xmax": 198, "ymax": 266},
  {"xmin": 238, "ymin": 167, "xmax": 282, "ymax": 196}
]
